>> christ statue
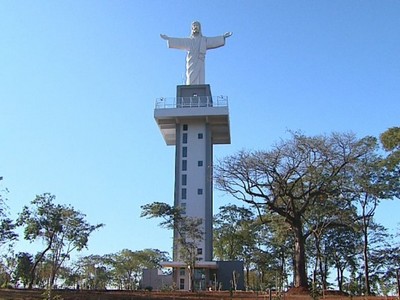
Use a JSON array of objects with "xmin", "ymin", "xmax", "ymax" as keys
[{"xmin": 160, "ymin": 21, "xmax": 232, "ymax": 85}]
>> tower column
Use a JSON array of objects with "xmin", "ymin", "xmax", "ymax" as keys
[{"xmin": 155, "ymin": 84, "xmax": 230, "ymax": 290}]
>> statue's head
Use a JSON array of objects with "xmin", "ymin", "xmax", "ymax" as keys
[{"xmin": 191, "ymin": 21, "xmax": 202, "ymax": 37}]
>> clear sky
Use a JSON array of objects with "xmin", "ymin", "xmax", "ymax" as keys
[{"xmin": 1, "ymin": 1, "xmax": 399, "ymax": 258}]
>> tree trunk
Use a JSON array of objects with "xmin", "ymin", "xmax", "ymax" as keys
[
  {"xmin": 48, "ymin": 286, "xmax": 53, "ymax": 300},
  {"xmin": 280, "ymin": 247, "xmax": 285, "ymax": 292},
  {"xmin": 246, "ymin": 266, "xmax": 250, "ymax": 290},
  {"xmin": 363, "ymin": 235, "xmax": 370, "ymax": 294},
  {"xmin": 28, "ymin": 241, "xmax": 53, "ymax": 289},
  {"xmin": 313, "ymin": 234, "xmax": 320, "ymax": 290},
  {"xmin": 320, "ymin": 255, "xmax": 327, "ymax": 291},
  {"xmin": 293, "ymin": 222, "xmax": 309, "ymax": 289},
  {"xmin": 313, "ymin": 240, "xmax": 318, "ymax": 287},
  {"xmin": 338, "ymin": 268, "xmax": 344, "ymax": 292},
  {"xmin": 49, "ymin": 270, "xmax": 56, "ymax": 295},
  {"xmin": 363, "ymin": 218, "xmax": 371, "ymax": 295}
]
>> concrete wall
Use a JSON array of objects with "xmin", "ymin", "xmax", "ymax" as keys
[
  {"xmin": 216, "ymin": 261, "xmax": 245, "ymax": 291},
  {"xmin": 141, "ymin": 269, "xmax": 173, "ymax": 291}
]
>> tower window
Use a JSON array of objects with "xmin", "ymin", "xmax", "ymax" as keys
[
  {"xmin": 182, "ymin": 188, "xmax": 187, "ymax": 199},
  {"xmin": 182, "ymin": 147, "xmax": 187, "ymax": 158},
  {"xmin": 182, "ymin": 174, "xmax": 187, "ymax": 186},
  {"xmin": 182, "ymin": 133, "xmax": 188, "ymax": 144},
  {"xmin": 197, "ymin": 189, "xmax": 203, "ymax": 195},
  {"xmin": 183, "ymin": 124, "xmax": 188, "ymax": 131},
  {"xmin": 182, "ymin": 160, "xmax": 187, "ymax": 171},
  {"xmin": 198, "ymin": 160, "xmax": 203, "ymax": 167},
  {"xmin": 197, "ymin": 248, "xmax": 203, "ymax": 255},
  {"xmin": 198, "ymin": 133, "xmax": 203, "ymax": 139},
  {"xmin": 181, "ymin": 202, "xmax": 186, "ymax": 214}
]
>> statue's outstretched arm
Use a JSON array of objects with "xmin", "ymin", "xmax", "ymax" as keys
[
  {"xmin": 223, "ymin": 32, "xmax": 233, "ymax": 38},
  {"xmin": 160, "ymin": 34, "xmax": 169, "ymax": 40}
]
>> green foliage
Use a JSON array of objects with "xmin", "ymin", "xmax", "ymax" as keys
[
  {"xmin": 0, "ymin": 179, "xmax": 18, "ymax": 248},
  {"xmin": 141, "ymin": 201, "xmax": 204, "ymax": 291},
  {"xmin": 58, "ymin": 265, "xmax": 80, "ymax": 289},
  {"xmin": 16, "ymin": 193, "xmax": 104, "ymax": 289},
  {"xmin": 1, "ymin": 128, "xmax": 397, "ymax": 294},
  {"xmin": 380, "ymin": 127, "xmax": 400, "ymax": 152},
  {"xmin": 0, "ymin": 218, "xmax": 17, "ymax": 247},
  {"xmin": 109, "ymin": 248, "xmax": 168, "ymax": 290},
  {"xmin": 379, "ymin": 127, "xmax": 400, "ymax": 198},
  {"xmin": 214, "ymin": 204, "xmax": 292, "ymax": 291},
  {"xmin": 213, "ymin": 204, "xmax": 256, "ymax": 261},
  {"xmin": 14, "ymin": 252, "xmax": 34, "ymax": 288},
  {"xmin": 71, "ymin": 249, "xmax": 169, "ymax": 290},
  {"xmin": 338, "ymin": 135, "xmax": 399, "ymax": 295},
  {"xmin": 75, "ymin": 254, "xmax": 110, "ymax": 289},
  {"xmin": 323, "ymin": 225, "xmax": 361, "ymax": 291},
  {"xmin": 140, "ymin": 202, "xmax": 204, "ymax": 259},
  {"xmin": 215, "ymin": 132, "xmax": 395, "ymax": 291},
  {"xmin": 140, "ymin": 202, "xmax": 182, "ymax": 230},
  {"xmin": 0, "ymin": 251, "xmax": 15, "ymax": 288}
]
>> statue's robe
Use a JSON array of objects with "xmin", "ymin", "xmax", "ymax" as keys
[{"xmin": 167, "ymin": 35, "xmax": 225, "ymax": 85}]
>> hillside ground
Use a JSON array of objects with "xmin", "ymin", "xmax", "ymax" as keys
[{"xmin": 0, "ymin": 289, "xmax": 398, "ymax": 300}]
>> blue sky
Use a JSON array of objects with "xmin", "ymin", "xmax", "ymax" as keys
[{"xmin": 1, "ymin": 1, "xmax": 399, "ymax": 258}]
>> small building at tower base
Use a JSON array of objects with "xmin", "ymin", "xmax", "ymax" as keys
[{"xmin": 142, "ymin": 260, "xmax": 244, "ymax": 291}]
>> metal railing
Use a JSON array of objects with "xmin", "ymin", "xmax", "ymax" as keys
[{"xmin": 155, "ymin": 96, "xmax": 228, "ymax": 109}]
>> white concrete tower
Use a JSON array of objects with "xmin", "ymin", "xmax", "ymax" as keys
[{"xmin": 154, "ymin": 84, "xmax": 230, "ymax": 290}]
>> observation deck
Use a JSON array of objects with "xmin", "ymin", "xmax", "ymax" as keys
[{"xmin": 154, "ymin": 95, "xmax": 230, "ymax": 145}]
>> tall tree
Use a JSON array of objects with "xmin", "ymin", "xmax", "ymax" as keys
[
  {"xmin": 213, "ymin": 204, "xmax": 261, "ymax": 288},
  {"xmin": 376, "ymin": 243, "xmax": 400, "ymax": 296},
  {"xmin": 58, "ymin": 264, "xmax": 81, "ymax": 289},
  {"xmin": 380, "ymin": 127, "xmax": 400, "ymax": 155},
  {"xmin": 0, "ymin": 177, "xmax": 17, "ymax": 248},
  {"xmin": 262, "ymin": 214, "xmax": 293, "ymax": 292},
  {"xmin": 0, "ymin": 251, "xmax": 16, "ymax": 288},
  {"xmin": 215, "ymin": 132, "xmax": 374, "ymax": 291},
  {"xmin": 141, "ymin": 202, "xmax": 203, "ymax": 291},
  {"xmin": 363, "ymin": 223, "xmax": 392, "ymax": 294},
  {"xmin": 305, "ymin": 191, "xmax": 357, "ymax": 292},
  {"xmin": 76, "ymin": 254, "xmax": 110, "ymax": 290},
  {"xmin": 342, "ymin": 136, "xmax": 398, "ymax": 295},
  {"xmin": 213, "ymin": 204, "xmax": 256, "ymax": 261},
  {"xmin": 323, "ymin": 225, "xmax": 361, "ymax": 292},
  {"xmin": 17, "ymin": 193, "xmax": 104, "ymax": 293},
  {"xmin": 13, "ymin": 252, "xmax": 34, "ymax": 288},
  {"xmin": 110, "ymin": 248, "xmax": 168, "ymax": 290},
  {"xmin": 379, "ymin": 127, "xmax": 400, "ymax": 196}
]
